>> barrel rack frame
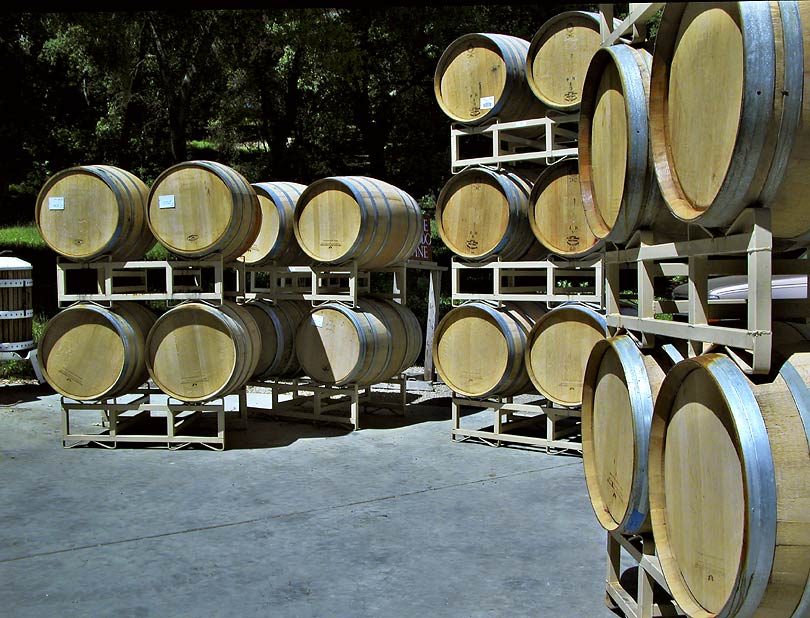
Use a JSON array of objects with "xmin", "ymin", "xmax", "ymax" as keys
[
  {"xmin": 603, "ymin": 189, "xmax": 809, "ymax": 377},
  {"xmin": 55, "ymin": 253, "xmax": 233, "ymax": 307},
  {"xmin": 450, "ymin": 394, "xmax": 582, "ymax": 453},
  {"xmin": 450, "ymin": 115, "xmax": 579, "ymax": 171},
  {"xmin": 54, "ymin": 254, "xmax": 252, "ymax": 449},
  {"xmin": 446, "ymin": 252, "xmax": 595, "ymax": 451},
  {"xmin": 54, "ymin": 254, "xmax": 446, "ymax": 441},
  {"xmin": 239, "ymin": 258, "xmax": 445, "ymax": 430},
  {"xmin": 606, "ymin": 531, "xmax": 685, "ymax": 618},
  {"xmin": 443, "ymin": 70, "xmax": 596, "ymax": 451},
  {"xmin": 450, "ymin": 255, "xmax": 603, "ymax": 306},
  {"xmin": 60, "ymin": 385, "xmax": 247, "ymax": 451},
  {"xmin": 248, "ymin": 374, "xmax": 409, "ymax": 431}
]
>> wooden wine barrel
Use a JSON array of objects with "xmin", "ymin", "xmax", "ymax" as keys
[
  {"xmin": 295, "ymin": 297, "xmax": 422, "ymax": 387},
  {"xmin": 579, "ymin": 44, "xmax": 682, "ymax": 244},
  {"xmin": 581, "ymin": 335, "xmax": 682, "ymax": 536},
  {"xmin": 433, "ymin": 300, "xmax": 546, "ymax": 398},
  {"xmin": 434, "ymin": 32, "xmax": 546, "ymax": 126},
  {"xmin": 39, "ymin": 301, "xmax": 156, "ymax": 401},
  {"xmin": 147, "ymin": 160, "xmax": 261, "ymax": 262},
  {"xmin": 240, "ymin": 181, "xmax": 310, "ymax": 266},
  {"xmin": 145, "ymin": 300, "xmax": 261, "ymax": 403},
  {"xmin": 525, "ymin": 302, "xmax": 607, "ymax": 407},
  {"xmin": 649, "ymin": 335, "xmax": 810, "ymax": 617},
  {"xmin": 293, "ymin": 176, "xmax": 423, "ymax": 269},
  {"xmin": 650, "ymin": 2, "xmax": 810, "ymax": 243},
  {"xmin": 435, "ymin": 167, "xmax": 544, "ymax": 261},
  {"xmin": 35, "ymin": 164, "xmax": 155, "ymax": 261},
  {"xmin": 242, "ymin": 299, "xmax": 309, "ymax": 380},
  {"xmin": 0, "ymin": 257, "xmax": 34, "ymax": 354},
  {"xmin": 526, "ymin": 11, "xmax": 617, "ymax": 112},
  {"xmin": 528, "ymin": 158, "xmax": 604, "ymax": 258}
]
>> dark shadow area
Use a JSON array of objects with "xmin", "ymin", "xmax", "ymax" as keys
[
  {"xmin": 233, "ymin": 390, "xmax": 454, "ymax": 446},
  {"xmin": 607, "ymin": 566, "xmax": 678, "ymax": 617},
  {"xmin": 0, "ymin": 381, "xmax": 54, "ymax": 406},
  {"xmin": 227, "ymin": 415, "xmax": 353, "ymax": 450}
]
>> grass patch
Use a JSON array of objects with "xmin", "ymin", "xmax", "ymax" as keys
[
  {"xmin": 0, "ymin": 225, "xmax": 45, "ymax": 249},
  {"xmin": 0, "ymin": 223, "xmax": 175, "ymax": 260},
  {"xmin": 145, "ymin": 243, "xmax": 172, "ymax": 260}
]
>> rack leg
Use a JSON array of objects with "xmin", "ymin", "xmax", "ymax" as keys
[
  {"xmin": 27, "ymin": 348, "xmax": 44, "ymax": 384},
  {"xmin": 606, "ymin": 532, "xmax": 623, "ymax": 612},
  {"xmin": 351, "ymin": 387, "xmax": 360, "ymax": 430}
]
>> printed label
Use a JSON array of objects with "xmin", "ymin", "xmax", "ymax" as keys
[
  {"xmin": 158, "ymin": 195, "xmax": 176, "ymax": 209},
  {"xmin": 480, "ymin": 96, "xmax": 495, "ymax": 110},
  {"xmin": 48, "ymin": 197, "xmax": 65, "ymax": 211}
]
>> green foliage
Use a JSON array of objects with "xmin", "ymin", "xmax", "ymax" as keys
[
  {"xmin": 2, "ymin": 5, "xmax": 577, "ymax": 219},
  {"xmin": 144, "ymin": 243, "xmax": 172, "ymax": 261},
  {"xmin": 0, "ymin": 226, "xmax": 45, "ymax": 248}
]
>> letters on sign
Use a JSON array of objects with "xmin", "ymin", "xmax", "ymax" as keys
[{"xmin": 412, "ymin": 215, "xmax": 432, "ymax": 261}]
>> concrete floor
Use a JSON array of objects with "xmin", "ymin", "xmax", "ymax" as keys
[{"xmin": 0, "ymin": 381, "xmax": 620, "ymax": 618}]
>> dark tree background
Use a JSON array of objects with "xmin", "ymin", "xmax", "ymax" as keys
[
  {"xmin": 1, "ymin": 3, "xmax": 611, "ymax": 333},
  {"xmin": 0, "ymin": 3, "xmax": 597, "ymax": 224}
]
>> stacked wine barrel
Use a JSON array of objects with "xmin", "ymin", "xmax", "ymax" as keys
[
  {"xmin": 36, "ymin": 164, "xmax": 160, "ymax": 402},
  {"xmin": 289, "ymin": 175, "xmax": 424, "ymax": 387},
  {"xmin": 35, "ymin": 161, "xmax": 306, "ymax": 404},
  {"xmin": 432, "ymin": 12, "xmax": 611, "ymax": 409},
  {"xmin": 578, "ymin": 4, "xmax": 810, "ymax": 618},
  {"xmin": 36, "ymin": 161, "xmax": 427, "ymax": 407}
]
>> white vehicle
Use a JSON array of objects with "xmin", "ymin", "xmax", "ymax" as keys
[{"xmin": 671, "ymin": 274, "xmax": 808, "ymax": 301}]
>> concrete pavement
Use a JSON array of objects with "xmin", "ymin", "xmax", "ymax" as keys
[{"xmin": 0, "ymin": 382, "xmax": 619, "ymax": 618}]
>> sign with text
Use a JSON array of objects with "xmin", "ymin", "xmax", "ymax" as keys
[{"xmin": 412, "ymin": 214, "xmax": 432, "ymax": 261}]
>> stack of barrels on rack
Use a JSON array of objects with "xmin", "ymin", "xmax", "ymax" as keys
[
  {"xmin": 576, "ymin": 3, "xmax": 810, "ymax": 618},
  {"xmin": 430, "ymin": 10, "xmax": 612, "ymax": 410},
  {"xmin": 34, "ymin": 161, "xmax": 423, "ymax": 406}
]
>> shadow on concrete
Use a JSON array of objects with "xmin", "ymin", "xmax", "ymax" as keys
[
  {"xmin": 58, "ymin": 392, "xmax": 456, "ymax": 451},
  {"xmin": 0, "ymin": 382, "xmax": 55, "ymax": 406},
  {"xmin": 227, "ymin": 392, "xmax": 456, "ymax": 449}
]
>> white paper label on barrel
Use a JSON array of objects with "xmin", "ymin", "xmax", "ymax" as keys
[
  {"xmin": 312, "ymin": 314, "xmax": 324, "ymax": 327},
  {"xmin": 158, "ymin": 195, "xmax": 176, "ymax": 209},
  {"xmin": 48, "ymin": 197, "xmax": 65, "ymax": 211},
  {"xmin": 480, "ymin": 96, "xmax": 495, "ymax": 110}
]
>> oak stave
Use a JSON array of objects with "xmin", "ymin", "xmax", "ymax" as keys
[
  {"xmin": 435, "ymin": 166, "xmax": 544, "ymax": 261},
  {"xmin": 242, "ymin": 299, "xmax": 310, "ymax": 380},
  {"xmin": 434, "ymin": 32, "xmax": 546, "ymax": 126},
  {"xmin": 145, "ymin": 300, "xmax": 261, "ymax": 403},
  {"xmin": 529, "ymin": 158, "xmax": 604, "ymax": 258},
  {"xmin": 581, "ymin": 335, "xmax": 682, "ymax": 536},
  {"xmin": 526, "ymin": 10, "xmax": 619, "ymax": 112},
  {"xmin": 147, "ymin": 160, "xmax": 261, "ymax": 262},
  {"xmin": 35, "ymin": 165, "xmax": 155, "ymax": 261},
  {"xmin": 294, "ymin": 297, "xmax": 422, "ymax": 387},
  {"xmin": 293, "ymin": 176, "xmax": 423, "ymax": 269},
  {"xmin": 525, "ymin": 302, "xmax": 608, "ymax": 407},
  {"xmin": 241, "ymin": 181, "xmax": 310, "ymax": 266},
  {"xmin": 433, "ymin": 300, "xmax": 546, "ymax": 398},
  {"xmin": 650, "ymin": 1, "xmax": 810, "ymax": 244},
  {"xmin": 649, "ymin": 331, "xmax": 810, "ymax": 617},
  {"xmin": 579, "ymin": 44, "xmax": 682, "ymax": 244},
  {"xmin": 39, "ymin": 301, "xmax": 156, "ymax": 401}
]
